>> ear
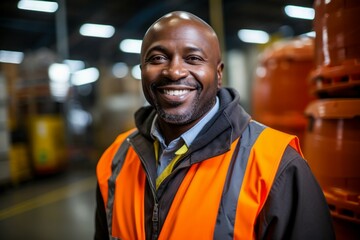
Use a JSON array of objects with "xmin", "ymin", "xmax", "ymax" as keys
[{"xmin": 217, "ymin": 62, "xmax": 224, "ymax": 88}]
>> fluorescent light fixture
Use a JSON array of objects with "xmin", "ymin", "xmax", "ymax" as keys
[
  {"xmin": 0, "ymin": 50, "xmax": 24, "ymax": 64},
  {"xmin": 50, "ymin": 81, "xmax": 70, "ymax": 101},
  {"xmin": 284, "ymin": 5, "xmax": 315, "ymax": 20},
  {"xmin": 131, "ymin": 65, "xmax": 141, "ymax": 80},
  {"xmin": 119, "ymin": 39, "xmax": 142, "ymax": 54},
  {"xmin": 63, "ymin": 59, "xmax": 85, "ymax": 73},
  {"xmin": 48, "ymin": 63, "xmax": 71, "ymax": 101},
  {"xmin": 238, "ymin": 29, "xmax": 269, "ymax": 44},
  {"xmin": 112, "ymin": 62, "xmax": 129, "ymax": 78},
  {"xmin": 79, "ymin": 23, "xmax": 115, "ymax": 38},
  {"xmin": 71, "ymin": 67, "xmax": 100, "ymax": 86},
  {"xmin": 68, "ymin": 108, "xmax": 92, "ymax": 134},
  {"xmin": 48, "ymin": 63, "xmax": 70, "ymax": 83},
  {"xmin": 17, "ymin": 0, "xmax": 58, "ymax": 13}
]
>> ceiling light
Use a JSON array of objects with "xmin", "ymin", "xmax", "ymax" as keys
[
  {"xmin": 284, "ymin": 5, "xmax": 315, "ymax": 20},
  {"xmin": 49, "ymin": 81, "xmax": 69, "ymax": 102},
  {"xmin": 0, "ymin": 50, "xmax": 24, "ymax": 64},
  {"xmin": 48, "ymin": 63, "xmax": 70, "ymax": 101},
  {"xmin": 119, "ymin": 39, "xmax": 142, "ymax": 54},
  {"xmin": 112, "ymin": 62, "xmax": 129, "ymax": 78},
  {"xmin": 79, "ymin": 23, "xmax": 115, "ymax": 38},
  {"xmin": 63, "ymin": 59, "xmax": 85, "ymax": 73},
  {"xmin": 238, "ymin": 29, "xmax": 269, "ymax": 44},
  {"xmin": 131, "ymin": 65, "xmax": 141, "ymax": 80},
  {"xmin": 71, "ymin": 67, "xmax": 100, "ymax": 86},
  {"xmin": 17, "ymin": 0, "xmax": 58, "ymax": 13},
  {"xmin": 48, "ymin": 63, "xmax": 70, "ymax": 83}
]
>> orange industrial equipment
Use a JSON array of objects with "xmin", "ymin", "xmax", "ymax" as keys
[
  {"xmin": 306, "ymin": 1, "xmax": 360, "ymax": 239},
  {"xmin": 310, "ymin": 0, "xmax": 360, "ymax": 98},
  {"xmin": 303, "ymin": 99, "xmax": 360, "ymax": 239},
  {"xmin": 252, "ymin": 37, "xmax": 315, "ymax": 143}
]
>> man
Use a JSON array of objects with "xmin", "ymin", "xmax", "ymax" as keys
[{"xmin": 95, "ymin": 11, "xmax": 335, "ymax": 240}]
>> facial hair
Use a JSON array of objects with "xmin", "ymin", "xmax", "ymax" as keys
[{"xmin": 154, "ymin": 87, "xmax": 216, "ymax": 126}]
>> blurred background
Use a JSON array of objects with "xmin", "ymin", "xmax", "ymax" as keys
[{"xmin": 0, "ymin": 0, "xmax": 359, "ymax": 239}]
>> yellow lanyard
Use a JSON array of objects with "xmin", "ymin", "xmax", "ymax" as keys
[{"xmin": 154, "ymin": 140, "xmax": 188, "ymax": 189}]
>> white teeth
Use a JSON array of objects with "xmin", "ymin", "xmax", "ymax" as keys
[{"xmin": 163, "ymin": 89, "xmax": 190, "ymax": 96}]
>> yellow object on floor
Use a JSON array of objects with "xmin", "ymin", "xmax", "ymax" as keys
[{"xmin": 29, "ymin": 115, "xmax": 68, "ymax": 174}]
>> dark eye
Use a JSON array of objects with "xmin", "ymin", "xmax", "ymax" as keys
[
  {"xmin": 186, "ymin": 55, "xmax": 203, "ymax": 64},
  {"xmin": 146, "ymin": 55, "xmax": 167, "ymax": 64}
]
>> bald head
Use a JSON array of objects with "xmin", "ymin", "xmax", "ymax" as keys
[{"xmin": 141, "ymin": 11, "xmax": 222, "ymax": 64}]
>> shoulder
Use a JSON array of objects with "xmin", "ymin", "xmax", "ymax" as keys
[
  {"xmin": 276, "ymin": 145, "xmax": 309, "ymax": 181},
  {"xmin": 96, "ymin": 128, "xmax": 137, "ymax": 177}
]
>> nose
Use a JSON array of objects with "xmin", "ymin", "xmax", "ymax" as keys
[{"xmin": 161, "ymin": 57, "xmax": 188, "ymax": 81}]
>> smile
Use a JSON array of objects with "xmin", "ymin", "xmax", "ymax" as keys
[{"xmin": 163, "ymin": 89, "xmax": 190, "ymax": 96}]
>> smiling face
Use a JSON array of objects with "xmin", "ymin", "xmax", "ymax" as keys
[{"xmin": 140, "ymin": 12, "xmax": 223, "ymax": 129}]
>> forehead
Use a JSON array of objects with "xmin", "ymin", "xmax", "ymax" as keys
[{"xmin": 142, "ymin": 18, "xmax": 217, "ymax": 56}]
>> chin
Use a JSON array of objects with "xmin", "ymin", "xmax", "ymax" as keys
[{"xmin": 159, "ymin": 111, "xmax": 193, "ymax": 125}]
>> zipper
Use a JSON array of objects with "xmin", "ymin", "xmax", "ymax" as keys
[
  {"xmin": 152, "ymin": 202, "xmax": 159, "ymax": 240},
  {"xmin": 128, "ymin": 138, "xmax": 160, "ymax": 240}
]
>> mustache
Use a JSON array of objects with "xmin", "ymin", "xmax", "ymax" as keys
[{"xmin": 151, "ymin": 79, "xmax": 201, "ymax": 89}]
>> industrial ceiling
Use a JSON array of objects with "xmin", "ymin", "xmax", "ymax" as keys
[{"xmin": 0, "ymin": 0, "xmax": 314, "ymax": 66}]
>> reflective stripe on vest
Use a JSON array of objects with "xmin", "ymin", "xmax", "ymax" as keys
[{"xmin": 96, "ymin": 121, "xmax": 302, "ymax": 240}]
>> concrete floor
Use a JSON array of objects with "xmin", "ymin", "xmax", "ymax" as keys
[
  {"xmin": 0, "ymin": 162, "xmax": 97, "ymax": 240},
  {"xmin": 2, "ymin": 160, "xmax": 359, "ymax": 240}
]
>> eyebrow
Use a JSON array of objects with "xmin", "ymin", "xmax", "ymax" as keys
[
  {"xmin": 185, "ymin": 46, "xmax": 206, "ymax": 55},
  {"xmin": 145, "ymin": 45, "xmax": 167, "ymax": 56},
  {"xmin": 145, "ymin": 45, "xmax": 206, "ymax": 57}
]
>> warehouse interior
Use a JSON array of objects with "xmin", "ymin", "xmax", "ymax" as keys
[{"xmin": 0, "ymin": 0, "xmax": 359, "ymax": 239}]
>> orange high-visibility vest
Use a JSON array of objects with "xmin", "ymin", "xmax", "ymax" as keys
[{"xmin": 97, "ymin": 124, "xmax": 302, "ymax": 240}]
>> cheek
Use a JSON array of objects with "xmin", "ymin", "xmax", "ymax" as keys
[
  {"xmin": 141, "ymin": 66, "xmax": 161, "ymax": 83},
  {"xmin": 141, "ymin": 67, "xmax": 156, "ymax": 85},
  {"xmin": 141, "ymin": 68, "xmax": 160, "ymax": 103},
  {"xmin": 194, "ymin": 67, "xmax": 219, "ymax": 89},
  {"xmin": 196, "ymin": 70, "xmax": 208, "ymax": 80}
]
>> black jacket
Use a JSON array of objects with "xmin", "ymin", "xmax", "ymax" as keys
[{"xmin": 95, "ymin": 88, "xmax": 335, "ymax": 240}]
